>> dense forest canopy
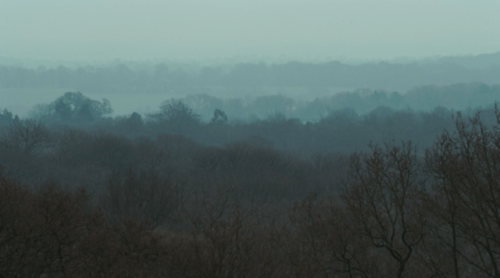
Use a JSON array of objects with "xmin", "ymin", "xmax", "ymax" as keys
[
  {"xmin": 1, "ymin": 54, "xmax": 500, "ymax": 276},
  {"xmin": 1, "ymin": 99, "xmax": 500, "ymax": 276}
]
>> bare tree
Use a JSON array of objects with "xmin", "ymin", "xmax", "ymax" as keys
[
  {"xmin": 283, "ymin": 196, "xmax": 378, "ymax": 278},
  {"xmin": 1, "ymin": 119, "xmax": 51, "ymax": 155},
  {"xmin": 423, "ymin": 130, "xmax": 467, "ymax": 277},
  {"xmin": 342, "ymin": 142, "xmax": 426, "ymax": 277},
  {"xmin": 424, "ymin": 108, "xmax": 500, "ymax": 277}
]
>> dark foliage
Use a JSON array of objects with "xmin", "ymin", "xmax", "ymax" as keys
[{"xmin": 2, "ymin": 84, "xmax": 500, "ymax": 276}]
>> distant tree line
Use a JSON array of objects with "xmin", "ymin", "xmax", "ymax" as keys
[
  {"xmin": 0, "ymin": 84, "xmax": 491, "ymax": 153},
  {"xmin": 3, "ymin": 82, "xmax": 498, "ymax": 124},
  {"xmin": 1, "ymin": 60, "xmax": 500, "ymax": 92}
]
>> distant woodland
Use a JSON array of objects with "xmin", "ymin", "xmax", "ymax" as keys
[
  {"xmin": 1, "ymin": 57, "xmax": 500, "ymax": 276},
  {"xmin": 2, "ymin": 53, "xmax": 500, "ymax": 92}
]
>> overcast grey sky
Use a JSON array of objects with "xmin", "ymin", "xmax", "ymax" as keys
[{"xmin": 1, "ymin": 0, "xmax": 500, "ymax": 62}]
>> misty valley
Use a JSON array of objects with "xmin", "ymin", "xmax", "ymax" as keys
[{"xmin": 1, "ymin": 58, "xmax": 500, "ymax": 277}]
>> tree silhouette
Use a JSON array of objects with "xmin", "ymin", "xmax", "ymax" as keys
[
  {"xmin": 342, "ymin": 142, "xmax": 426, "ymax": 277},
  {"xmin": 31, "ymin": 92, "xmax": 113, "ymax": 122},
  {"xmin": 1, "ymin": 119, "xmax": 51, "ymax": 155},
  {"xmin": 211, "ymin": 109, "xmax": 228, "ymax": 125},
  {"xmin": 150, "ymin": 99, "xmax": 200, "ymax": 132}
]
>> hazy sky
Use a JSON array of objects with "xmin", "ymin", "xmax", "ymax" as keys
[{"xmin": 1, "ymin": 0, "xmax": 500, "ymax": 62}]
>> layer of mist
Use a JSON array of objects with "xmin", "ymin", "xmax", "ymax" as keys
[{"xmin": 2, "ymin": 52, "xmax": 500, "ymax": 117}]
